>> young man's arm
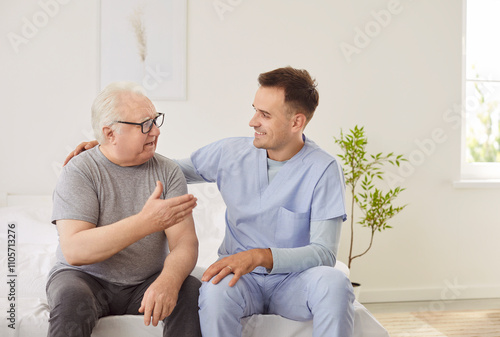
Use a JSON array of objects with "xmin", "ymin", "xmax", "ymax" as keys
[
  {"xmin": 63, "ymin": 140, "xmax": 99, "ymax": 166},
  {"xmin": 269, "ymin": 217, "xmax": 342, "ymax": 274},
  {"xmin": 174, "ymin": 157, "xmax": 208, "ymax": 184},
  {"xmin": 201, "ymin": 218, "xmax": 342, "ymax": 287}
]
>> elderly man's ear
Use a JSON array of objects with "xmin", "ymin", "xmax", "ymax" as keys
[{"xmin": 102, "ymin": 126, "xmax": 115, "ymax": 144}]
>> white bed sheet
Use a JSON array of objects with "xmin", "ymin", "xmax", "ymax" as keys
[{"xmin": 1, "ymin": 298, "xmax": 387, "ymax": 337}]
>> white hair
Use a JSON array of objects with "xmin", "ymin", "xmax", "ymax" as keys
[{"xmin": 91, "ymin": 81, "xmax": 147, "ymax": 143}]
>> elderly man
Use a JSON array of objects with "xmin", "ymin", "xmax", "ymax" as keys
[{"xmin": 47, "ymin": 82, "xmax": 201, "ymax": 337}]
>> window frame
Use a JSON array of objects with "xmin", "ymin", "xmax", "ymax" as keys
[{"xmin": 459, "ymin": 0, "xmax": 500, "ymax": 184}]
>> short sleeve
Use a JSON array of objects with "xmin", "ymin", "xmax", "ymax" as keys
[
  {"xmin": 190, "ymin": 139, "xmax": 227, "ymax": 183},
  {"xmin": 51, "ymin": 163, "xmax": 99, "ymax": 225},
  {"xmin": 310, "ymin": 158, "xmax": 347, "ymax": 222},
  {"xmin": 174, "ymin": 158, "xmax": 206, "ymax": 184},
  {"xmin": 164, "ymin": 161, "xmax": 188, "ymax": 199}
]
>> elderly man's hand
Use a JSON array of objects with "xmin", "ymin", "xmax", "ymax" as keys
[
  {"xmin": 139, "ymin": 277, "xmax": 178, "ymax": 327},
  {"xmin": 141, "ymin": 181, "xmax": 197, "ymax": 232}
]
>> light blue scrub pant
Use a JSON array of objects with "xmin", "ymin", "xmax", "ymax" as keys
[{"xmin": 198, "ymin": 266, "xmax": 355, "ymax": 337}]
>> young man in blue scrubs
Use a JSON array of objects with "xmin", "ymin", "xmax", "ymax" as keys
[
  {"xmin": 181, "ymin": 67, "xmax": 354, "ymax": 336},
  {"xmin": 66, "ymin": 67, "xmax": 355, "ymax": 336}
]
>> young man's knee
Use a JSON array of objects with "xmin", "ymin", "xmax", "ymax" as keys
[
  {"xmin": 306, "ymin": 267, "xmax": 352, "ymax": 297},
  {"xmin": 199, "ymin": 276, "xmax": 243, "ymax": 309}
]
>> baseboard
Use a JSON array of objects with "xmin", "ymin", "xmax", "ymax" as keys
[{"xmin": 359, "ymin": 284, "xmax": 500, "ymax": 303}]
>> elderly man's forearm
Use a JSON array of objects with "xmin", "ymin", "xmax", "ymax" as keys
[
  {"xmin": 59, "ymin": 213, "xmax": 169, "ymax": 265},
  {"xmin": 159, "ymin": 240, "xmax": 198, "ymax": 290}
]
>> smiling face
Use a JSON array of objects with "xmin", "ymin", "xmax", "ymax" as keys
[
  {"xmin": 101, "ymin": 92, "xmax": 160, "ymax": 166},
  {"xmin": 249, "ymin": 86, "xmax": 306, "ymax": 161}
]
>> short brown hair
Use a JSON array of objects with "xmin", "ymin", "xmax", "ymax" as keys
[{"xmin": 258, "ymin": 66, "xmax": 319, "ymax": 123}]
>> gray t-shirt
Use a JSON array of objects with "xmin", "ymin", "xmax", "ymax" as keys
[{"xmin": 50, "ymin": 146, "xmax": 187, "ymax": 286}]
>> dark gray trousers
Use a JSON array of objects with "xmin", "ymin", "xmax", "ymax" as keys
[{"xmin": 46, "ymin": 269, "xmax": 201, "ymax": 337}]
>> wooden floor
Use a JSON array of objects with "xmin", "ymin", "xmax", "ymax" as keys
[
  {"xmin": 364, "ymin": 298, "xmax": 500, "ymax": 314},
  {"xmin": 364, "ymin": 299, "xmax": 500, "ymax": 337}
]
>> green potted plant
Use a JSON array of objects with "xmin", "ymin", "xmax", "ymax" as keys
[{"xmin": 334, "ymin": 126, "xmax": 407, "ymax": 297}]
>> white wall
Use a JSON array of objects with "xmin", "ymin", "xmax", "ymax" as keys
[{"xmin": 2, "ymin": 0, "xmax": 499, "ymax": 303}]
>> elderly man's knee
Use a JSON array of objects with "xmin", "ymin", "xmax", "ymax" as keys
[
  {"xmin": 47, "ymin": 282, "xmax": 100, "ymax": 337},
  {"xmin": 177, "ymin": 275, "xmax": 202, "ymax": 310},
  {"xmin": 47, "ymin": 272, "xmax": 103, "ymax": 322}
]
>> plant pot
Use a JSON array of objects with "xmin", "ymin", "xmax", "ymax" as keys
[{"xmin": 351, "ymin": 282, "xmax": 361, "ymax": 301}]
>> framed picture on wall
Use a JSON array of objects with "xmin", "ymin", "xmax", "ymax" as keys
[{"xmin": 99, "ymin": 0, "xmax": 187, "ymax": 100}]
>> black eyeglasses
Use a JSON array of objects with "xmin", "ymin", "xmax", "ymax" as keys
[{"xmin": 115, "ymin": 113, "xmax": 164, "ymax": 134}]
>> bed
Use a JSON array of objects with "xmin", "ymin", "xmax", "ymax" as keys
[{"xmin": 0, "ymin": 184, "xmax": 388, "ymax": 337}]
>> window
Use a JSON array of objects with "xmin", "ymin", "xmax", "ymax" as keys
[{"xmin": 462, "ymin": 0, "xmax": 500, "ymax": 181}]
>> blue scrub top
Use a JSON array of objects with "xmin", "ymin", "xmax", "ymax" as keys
[{"xmin": 191, "ymin": 137, "xmax": 346, "ymax": 266}]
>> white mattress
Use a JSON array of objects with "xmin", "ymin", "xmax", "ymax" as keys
[{"xmin": 1, "ymin": 297, "xmax": 387, "ymax": 337}]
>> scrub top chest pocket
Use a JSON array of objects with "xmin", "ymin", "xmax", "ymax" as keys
[{"xmin": 274, "ymin": 207, "xmax": 310, "ymax": 248}]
